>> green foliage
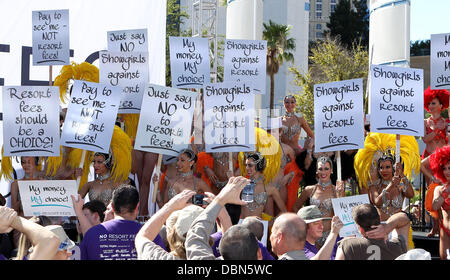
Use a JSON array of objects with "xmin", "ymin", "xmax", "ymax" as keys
[
  {"xmin": 289, "ymin": 37, "xmax": 369, "ymax": 127},
  {"xmin": 410, "ymin": 39, "xmax": 430, "ymax": 56},
  {"xmin": 325, "ymin": 0, "xmax": 369, "ymax": 50},
  {"xmin": 166, "ymin": 0, "xmax": 190, "ymax": 86},
  {"xmin": 263, "ymin": 20, "xmax": 296, "ymax": 111}
]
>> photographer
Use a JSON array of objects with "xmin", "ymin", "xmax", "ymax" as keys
[{"xmin": 136, "ymin": 189, "xmax": 227, "ymax": 260}]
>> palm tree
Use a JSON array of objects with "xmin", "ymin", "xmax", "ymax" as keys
[{"xmin": 263, "ymin": 20, "xmax": 296, "ymax": 113}]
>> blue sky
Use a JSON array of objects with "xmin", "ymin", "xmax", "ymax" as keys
[{"xmin": 410, "ymin": 0, "xmax": 449, "ymax": 41}]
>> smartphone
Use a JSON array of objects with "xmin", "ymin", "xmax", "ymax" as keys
[
  {"xmin": 241, "ymin": 180, "xmax": 255, "ymax": 203},
  {"xmin": 191, "ymin": 194, "xmax": 205, "ymax": 206}
]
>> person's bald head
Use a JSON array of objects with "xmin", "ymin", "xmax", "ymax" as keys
[
  {"xmin": 270, "ymin": 213, "xmax": 307, "ymax": 256},
  {"xmin": 273, "ymin": 213, "xmax": 307, "ymax": 243}
]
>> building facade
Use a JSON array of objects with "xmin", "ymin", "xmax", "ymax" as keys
[{"xmin": 309, "ymin": 0, "xmax": 339, "ymax": 41}]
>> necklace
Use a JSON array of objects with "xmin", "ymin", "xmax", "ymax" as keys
[
  {"xmin": 317, "ymin": 180, "xmax": 332, "ymax": 191},
  {"xmin": 382, "ymin": 179, "xmax": 391, "ymax": 186},
  {"xmin": 284, "ymin": 112, "xmax": 295, "ymax": 118},
  {"xmin": 251, "ymin": 175, "xmax": 264, "ymax": 184},
  {"xmin": 179, "ymin": 170, "xmax": 193, "ymax": 178},
  {"xmin": 97, "ymin": 173, "xmax": 110, "ymax": 184}
]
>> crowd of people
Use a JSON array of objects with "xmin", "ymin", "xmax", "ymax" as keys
[{"xmin": 0, "ymin": 65, "xmax": 449, "ymax": 261}]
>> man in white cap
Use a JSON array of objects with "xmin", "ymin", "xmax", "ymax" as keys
[
  {"xmin": 45, "ymin": 225, "xmax": 76, "ymax": 260},
  {"xmin": 297, "ymin": 205, "xmax": 342, "ymax": 260}
]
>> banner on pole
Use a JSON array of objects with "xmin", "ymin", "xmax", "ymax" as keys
[
  {"xmin": 370, "ymin": 65, "xmax": 424, "ymax": 137},
  {"xmin": 32, "ymin": 9, "xmax": 69, "ymax": 66},
  {"xmin": 169, "ymin": 36, "xmax": 210, "ymax": 89},
  {"xmin": 431, "ymin": 33, "xmax": 450, "ymax": 89},
  {"xmin": 134, "ymin": 84, "xmax": 197, "ymax": 156},
  {"xmin": 2, "ymin": 86, "xmax": 60, "ymax": 156},
  {"xmin": 224, "ymin": 39, "xmax": 267, "ymax": 95},
  {"xmin": 61, "ymin": 80, "xmax": 121, "ymax": 153},
  {"xmin": 99, "ymin": 50, "xmax": 149, "ymax": 114},
  {"xmin": 203, "ymin": 81, "xmax": 255, "ymax": 153},
  {"xmin": 314, "ymin": 78, "xmax": 365, "ymax": 152}
]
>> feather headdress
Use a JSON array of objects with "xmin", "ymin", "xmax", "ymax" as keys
[
  {"xmin": 53, "ymin": 62, "xmax": 99, "ymax": 104},
  {"xmin": 67, "ymin": 126, "xmax": 132, "ymax": 190},
  {"xmin": 238, "ymin": 127, "xmax": 281, "ymax": 183},
  {"xmin": 354, "ymin": 133, "xmax": 420, "ymax": 189}
]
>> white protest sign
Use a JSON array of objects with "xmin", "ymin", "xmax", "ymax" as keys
[
  {"xmin": 61, "ymin": 80, "xmax": 121, "ymax": 153},
  {"xmin": 99, "ymin": 50, "xmax": 149, "ymax": 114},
  {"xmin": 2, "ymin": 86, "xmax": 60, "ymax": 156},
  {"xmin": 431, "ymin": 33, "xmax": 450, "ymax": 89},
  {"xmin": 203, "ymin": 81, "xmax": 255, "ymax": 153},
  {"xmin": 169, "ymin": 36, "xmax": 211, "ymax": 89},
  {"xmin": 107, "ymin": 28, "xmax": 148, "ymax": 53},
  {"xmin": 32, "ymin": 9, "xmax": 69, "ymax": 66},
  {"xmin": 134, "ymin": 84, "xmax": 197, "ymax": 156},
  {"xmin": 18, "ymin": 180, "xmax": 78, "ymax": 217},
  {"xmin": 331, "ymin": 194, "xmax": 370, "ymax": 237},
  {"xmin": 224, "ymin": 39, "xmax": 267, "ymax": 94},
  {"xmin": 314, "ymin": 79, "xmax": 364, "ymax": 152},
  {"xmin": 370, "ymin": 65, "xmax": 424, "ymax": 136}
]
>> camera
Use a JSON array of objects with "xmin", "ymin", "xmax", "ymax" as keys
[
  {"xmin": 191, "ymin": 194, "xmax": 205, "ymax": 206},
  {"xmin": 240, "ymin": 180, "xmax": 255, "ymax": 203}
]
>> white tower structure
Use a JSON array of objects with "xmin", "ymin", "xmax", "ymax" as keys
[{"xmin": 369, "ymin": 0, "xmax": 410, "ymax": 67}]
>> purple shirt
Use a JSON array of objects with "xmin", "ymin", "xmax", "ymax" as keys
[
  {"xmin": 211, "ymin": 231, "xmax": 275, "ymax": 260},
  {"xmin": 304, "ymin": 236, "xmax": 341, "ymax": 260},
  {"xmin": 80, "ymin": 219, "xmax": 166, "ymax": 260}
]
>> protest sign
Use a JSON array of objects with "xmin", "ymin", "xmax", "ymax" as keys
[
  {"xmin": 134, "ymin": 84, "xmax": 197, "ymax": 157},
  {"xmin": 32, "ymin": 9, "xmax": 69, "ymax": 66},
  {"xmin": 331, "ymin": 194, "xmax": 370, "ymax": 237},
  {"xmin": 370, "ymin": 65, "xmax": 424, "ymax": 137},
  {"xmin": 314, "ymin": 78, "xmax": 364, "ymax": 152},
  {"xmin": 18, "ymin": 180, "xmax": 78, "ymax": 217},
  {"xmin": 224, "ymin": 39, "xmax": 267, "ymax": 95},
  {"xmin": 107, "ymin": 29, "xmax": 148, "ymax": 53},
  {"xmin": 61, "ymin": 80, "xmax": 121, "ymax": 153},
  {"xmin": 203, "ymin": 81, "xmax": 255, "ymax": 153},
  {"xmin": 431, "ymin": 33, "xmax": 450, "ymax": 89},
  {"xmin": 99, "ymin": 50, "xmax": 149, "ymax": 114},
  {"xmin": 2, "ymin": 86, "xmax": 60, "ymax": 156},
  {"xmin": 169, "ymin": 36, "xmax": 211, "ymax": 89}
]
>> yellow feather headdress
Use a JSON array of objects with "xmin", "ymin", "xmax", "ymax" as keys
[
  {"xmin": 119, "ymin": 113, "xmax": 140, "ymax": 141},
  {"xmin": 0, "ymin": 147, "xmax": 44, "ymax": 181},
  {"xmin": 53, "ymin": 62, "xmax": 99, "ymax": 104},
  {"xmin": 238, "ymin": 127, "xmax": 281, "ymax": 184},
  {"xmin": 67, "ymin": 126, "xmax": 132, "ymax": 190},
  {"xmin": 0, "ymin": 147, "xmax": 14, "ymax": 181},
  {"xmin": 353, "ymin": 133, "xmax": 420, "ymax": 189}
]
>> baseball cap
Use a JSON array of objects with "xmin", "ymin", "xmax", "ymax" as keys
[
  {"xmin": 45, "ymin": 225, "xmax": 76, "ymax": 251},
  {"xmin": 297, "ymin": 205, "xmax": 332, "ymax": 224}
]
